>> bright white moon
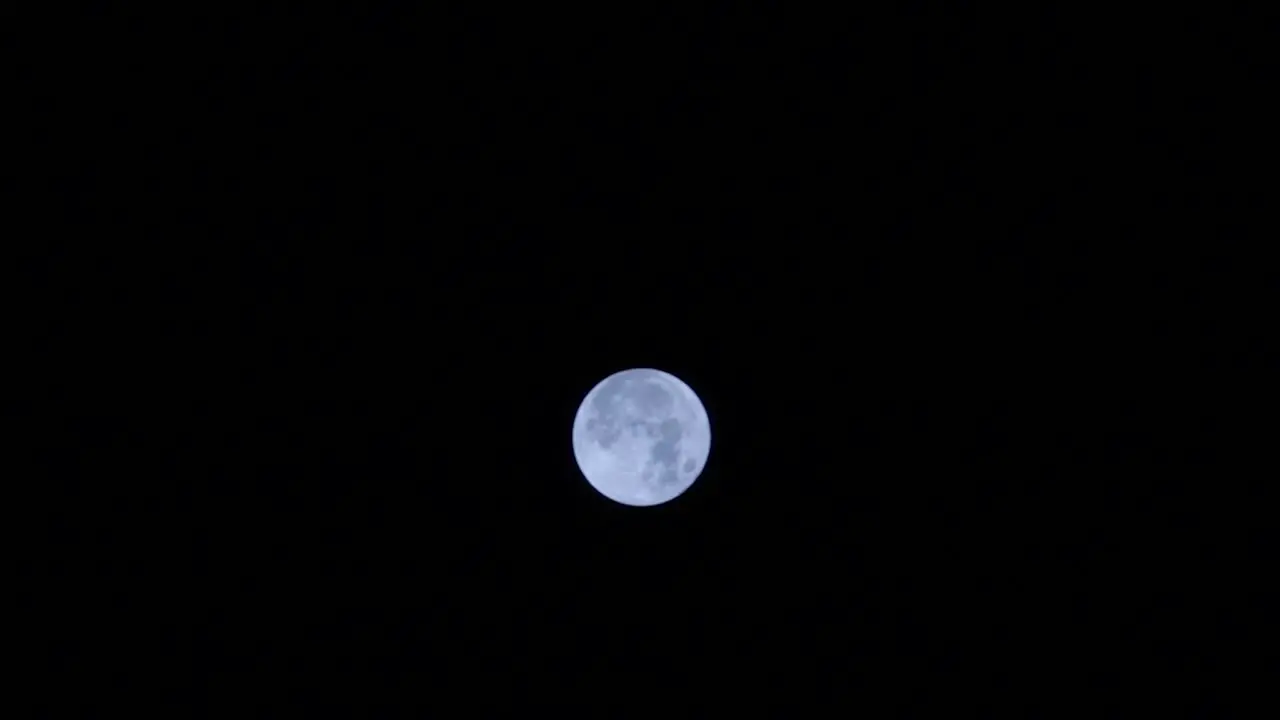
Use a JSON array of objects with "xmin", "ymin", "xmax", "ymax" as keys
[{"xmin": 572, "ymin": 368, "xmax": 712, "ymax": 507}]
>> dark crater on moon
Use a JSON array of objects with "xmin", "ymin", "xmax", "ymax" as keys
[{"xmin": 588, "ymin": 374, "xmax": 681, "ymax": 454}]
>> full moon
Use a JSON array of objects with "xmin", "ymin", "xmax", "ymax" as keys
[{"xmin": 572, "ymin": 368, "xmax": 712, "ymax": 507}]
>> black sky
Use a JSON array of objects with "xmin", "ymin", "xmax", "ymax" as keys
[{"xmin": 24, "ymin": 5, "xmax": 1257, "ymax": 713}]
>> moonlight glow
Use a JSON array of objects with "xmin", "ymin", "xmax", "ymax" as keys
[{"xmin": 572, "ymin": 368, "xmax": 712, "ymax": 507}]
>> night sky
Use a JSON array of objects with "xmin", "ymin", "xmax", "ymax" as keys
[{"xmin": 25, "ymin": 5, "xmax": 1254, "ymax": 713}]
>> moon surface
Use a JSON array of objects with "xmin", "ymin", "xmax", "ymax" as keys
[{"xmin": 572, "ymin": 368, "xmax": 712, "ymax": 506}]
